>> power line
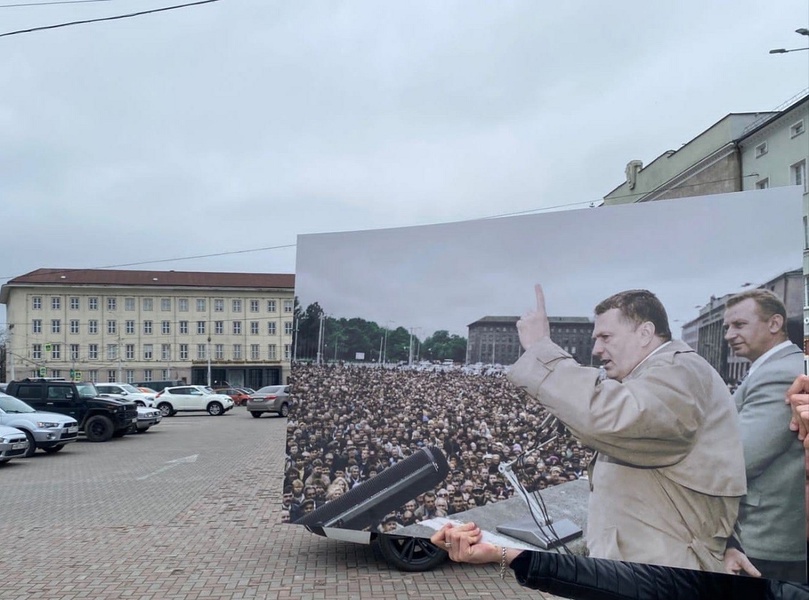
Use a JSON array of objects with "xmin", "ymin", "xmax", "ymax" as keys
[
  {"xmin": 0, "ymin": 0, "xmax": 220, "ymax": 37},
  {"xmin": 0, "ymin": 0, "xmax": 117, "ymax": 8}
]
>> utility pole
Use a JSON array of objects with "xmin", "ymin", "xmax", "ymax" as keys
[{"xmin": 316, "ymin": 314, "xmax": 325, "ymax": 365}]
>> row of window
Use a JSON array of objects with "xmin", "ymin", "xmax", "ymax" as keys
[
  {"xmin": 31, "ymin": 296, "xmax": 294, "ymax": 314},
  {"xmin": 30, "ymin": 343, "xmax": 291, "ymax": 362},
  {"xmin": 753, "ymin": 160, "xmax": 807, "ymax": 192},
  {"xmin": 30, "ymin": 319, "xmax": 293, "ymax": 336}
]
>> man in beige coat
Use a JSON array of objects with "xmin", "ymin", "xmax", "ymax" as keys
[{"xmin": 507, "ymin": 286, "xmax": 746, "ymax": 573}]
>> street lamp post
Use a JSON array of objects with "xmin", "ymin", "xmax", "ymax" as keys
[{"xmin": 769, "ymin": 27, "xmax": 809, "ymax": 54}]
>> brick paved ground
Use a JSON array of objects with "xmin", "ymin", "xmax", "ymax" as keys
[{"xmin": 0, "ymin": 409, "xmax": 560, "ymax": 600}]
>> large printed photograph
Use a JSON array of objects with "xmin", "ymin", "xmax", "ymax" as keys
[{"xmin": 286, "ymin": 187, "xmax": 806, "ymax": 579}]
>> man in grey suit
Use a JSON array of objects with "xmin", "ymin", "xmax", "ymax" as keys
[{"xmin": 723, "ymin": 289, "xmax": 806, "ymax": 582}]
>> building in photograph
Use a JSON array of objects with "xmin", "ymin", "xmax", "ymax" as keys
[
  {"xmin": 0, "ymin": 269, "xmax": 295, "ymax": 387},
  {"xmin": 466, "ymin": 315, "xmax": 593, "ymax": 366}
]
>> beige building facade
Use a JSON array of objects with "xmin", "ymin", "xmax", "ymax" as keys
[{"xmin": 1, "ymin": 269, "xmax": 295, "ymax": 388}]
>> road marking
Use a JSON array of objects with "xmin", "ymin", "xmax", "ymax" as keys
[{"xmin": 136, "ymin": 454, "xmax": 199, "ymax": 480}]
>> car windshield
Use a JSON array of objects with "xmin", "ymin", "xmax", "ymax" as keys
[
  {"xmin": 76, "ymin": 382, "xmax": 99, "ymax": 398},
  {"xmin": 0, "ymin": 393, "xmax": 36, "ymax": 414},
  {"xmin": 121, "ymin": 384, "xmax": 142, "ymax": 393},
  {"xmin": 256, "ymin": 386, "xmax": 282, "ymax": 394}
]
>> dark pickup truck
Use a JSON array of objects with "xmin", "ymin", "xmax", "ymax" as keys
[{"xmin": 5, "ymin": 379, "xmax": 138, "ymax": 442}]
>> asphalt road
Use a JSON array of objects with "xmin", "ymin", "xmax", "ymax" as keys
[{"xmin": 0, "ymin": 407, "xmax": 559, "ymax": 600}]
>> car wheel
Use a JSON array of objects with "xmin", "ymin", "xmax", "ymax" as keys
[
  {"xmin": 112, "ymin": 428, "xmax": 127, "ymax": 438},
  {"xmin": 84, "ymin": 415, "xmax": 114, "ymax": 442},
  {"xmin": 374, "ymin": 534, "xmax": 448, "ymax": 572},
  {"xmin": 207, "ymin": 402, "xmax": 224, "ymax": 416},
  {"xmin": 43, "ymin": 444, "xmax": 65, "ymax": 454},
  {"xmin": 22, "ymin": 430, "xmax": 36, "ymax": 458},
  {"xmin": 278, "ymin": 403, "xmax": 290, "ymax": 418},
  {"xmin": 157, "ymin": 402, "xmax": 174, "ymax": 417},
  {"xmin": 135, "ymin": 400, "xmax": 145, "ymax": 407},
  {"xmin": 250, "ymin": 411, "xmax": 261, "ymax": 418}
]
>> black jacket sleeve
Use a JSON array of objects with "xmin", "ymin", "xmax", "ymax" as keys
[{"xmin": 509, "ymin": 550, "xmax": 804, "ymax": 600}]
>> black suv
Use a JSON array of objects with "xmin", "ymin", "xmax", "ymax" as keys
[{"xmin": 5, "ymin": 379, "xmax": 138, "ymax": 442}]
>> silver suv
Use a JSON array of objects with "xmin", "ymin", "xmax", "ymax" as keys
[{"xmin": 0, "ymin": 392, "xmax": 79, "ymax": 457}]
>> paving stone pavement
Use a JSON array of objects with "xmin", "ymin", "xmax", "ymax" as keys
[{"xmin": 0, "ymin": 409, "xmax": 561, "ymax": 600}]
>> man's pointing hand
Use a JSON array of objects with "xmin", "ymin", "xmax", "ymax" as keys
[{"xmin": 516, "ymin": 284, "xmax": 551, "ymax": 350}]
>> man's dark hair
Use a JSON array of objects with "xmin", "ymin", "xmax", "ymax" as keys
[
  {"xmin": 595, "ymin": 289, "xmax": 672, "ymax": 342},
  {"xmin": 726, "ymin": 289, "xmax": 788, "ymax": 335}
]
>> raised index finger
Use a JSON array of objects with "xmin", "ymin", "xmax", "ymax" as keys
[{"xmin": 534, "ymin": 284, "xmax": 546, "ymax": 313}]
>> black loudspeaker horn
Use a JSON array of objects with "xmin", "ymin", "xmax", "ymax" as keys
[{"xmin": 294, "ymin": 446, "xmax": 450, "ymax": 531}]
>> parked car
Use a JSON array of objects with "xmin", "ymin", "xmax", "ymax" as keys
[
  {"xmin": 5, "ymin": 379, "xmax": 138, "ymax": 442},
  {"xmin": 245, "ymin": 385, "xmax": 290, "ymax": 418},
  {"xmin": 137, "ymin": 386, "xmax": 159, "ymax": 395},
  {"xmin": 0, "ymin": 424, "xmax": 29, "ymax": 463},
  {"xmin": 134, "ymin": 380, "xmax": 185, "ymax": 393},
  {"xmin": 0, "ymin": 392, "xmax": 79, "ymax": 457},
  {"xmin": 213, "ymin": 387, "xmax": 251, "ymax": 406},
  {"xmin": 134, "ymin": 406, "xmax": 162, "ymax": 433},
  {"xmin": 154, "ymin": 386, "xmax": 234, "ymax": 417},
  {"xmin": 96, "ymin": 383, "xmax": 156, "ymax": 407}
]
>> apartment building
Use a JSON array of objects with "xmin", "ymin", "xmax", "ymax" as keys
[{"xmin": 0, "ymin": 269, "xmax": 295, "ymax": 388}]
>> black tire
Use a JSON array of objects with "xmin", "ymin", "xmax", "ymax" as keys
[
  {"xmin": 157, "ymin": 402, "xmax": 174, "ymax": 417},
  {"xmin": 112, "ymin": 428, "xmax": 127, "ymax": 438},
  {"xmin": 22, "ymin": 430, "xmax": 36, "ymax": 458},
  {"xmin": 374, "ymin": 534, "xmax": 448, "ymax": 572},
  {"xmin": 207, "ymin": 401, "xmax": 224, "ymax": 416},
  {"xmin": 250, "ymin": 411, "xmax": 261, "ymax": 418},
  {"xmin": 278, "ymin": 403, "xmax": 290, "ymax": 418},
  {"xmin": 43, "ymin": 444, "xmax": 65, "ymax": 454},
  {"xmin": 135, "ymin": 401, "xmax": 145, "ymax": 407},
  {"xmin": 84, "ymin": 415, "xmax": 114, "ymax": 442}
]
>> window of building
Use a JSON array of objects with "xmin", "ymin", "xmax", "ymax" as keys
[
  {"xmin": 755, "ymin": 178, "xmax": 769, "ymax": 189},
  {"xmin": 197, "ymin": 321, "xmax": 206, "ymax": 335},
  {"xmin": 161, "ymin": 298, "xmax": 171, "ymax": 311},
  {"xmin": 70, "ymin": 320, "xmax": 80, "ymax": 334},
  {"xmin": 51, "ymin": 369, "xmax": 61, "ymax": 378},
  {"xmin": 792, "ymin": 160, "xmax": 807, "ymax": 192},
  {"xmin": 196, "ymin": 299, "xmax": 206, "ymax": 312},
  {"xmin": 52, "ymin": 319, "xmax": 61, "ymax": 334},
  {"xmin": 88, "ymin": 320, "xmax": 98, "ymax": 334},
  {"xmin": 179, "ymin": 321, "xmax": 189, "ymax": 335},
  {"xmin": 179, "ymin": 344, "xmax": 188, "ymax": 360},
  {"xmin": 250, "ymin": 344, "xmax": 260, "ymax": 360},
  {"xmin": 107, "ymin": 320, "xmax": 117, "ymax": 335},
  {"xmin": 215, "ymin": 344, "xmax": 224, "ymax": 359},
  {"xmin": 755, "ymin": 142, "xmax": 768, "ymax": 158},
  {"xmin": 89, "ymin": 297, "xmax": 98, "ymax": 310},
  {"xmin": 70, "ymin": 344, "xmax": 80, "ymax": 360},
  {"xmin": 143, "ymin": 321, "xmax": 153, "ymax": 335},
  {"xmin": 106, "ymin": 370, "xmax": 115, "ymax": 383},
  {"xmin": 161, "ymin": 344, "xmax": 171, "ymax": 360},
  {"xmin": 233, "ymin": 321, "xmax": 242, "ymax": 335},
  {"xmin": 32, "ymin": 296, "xmax": 42, "ymax": 310},
  {"xmin": 70, "ymin": 297, "xmax": 79, "ymax": 310},
  {"xmin": 178, "ymin": 298, "xmax": 189, "ymax": 312},
  {"xmin": 107, "ymin": 297, "xmax": 117, "ymax": 311},
  {"xmin": 125, "ymin": 297, "xmax": 135, "ymax": 311},
  {"xmin": 197, "ymin": 344, "xmax": 206, "ymax": 359},
  {"xmin": 268, "ymin": 344, "xmax": 277, "ymax": 360},
  {"xmin": 284, "ymin": 321, "xmax": 293, "ymax": 335},
  {"xmin": 32, "ymin": 344, "xmax": 42, "ymax": 360},
  {"xmin": 126, "ymin": 320, "xmax": 135, "ymax": 335},
  {"xmin": 107, "ymin": 344, "xmax": 118, "ymax": 360},
  {"xmin": 250, "ymin": 299, "xmax": 259, "ymax": 313},
  {"xmin": 284, "ymin": 344, "xmax": 291, "ymax": 360},
  {"xmin": 214, "ymin": 299, "xmax": 224, "ymax": 312},
  {"xmin": 250, "ymin": 321, "xmax": 259, "ymax": 335},
  {"xmin": 51, "ymin": 297, "xmax": 61, "ymax": 310},
  {"xmin": 143, "ymin": 298, "xmax": 154, "ymax": 311},
  {"xmin": 791, "ymin": 120, "xmax": 805, "ymax": 138},
  {"xmin": 162, "ymin": 321, "xmax": 171, "ymax": 335},
  {"xmin": 143, "ymin": 369, "xmax": 152, "ymax": 382},
  {"xmin": 233, "ymin": 344, "xmax": 242, "ymax": 359},
  {"xmin": 143, "ymin": 344, "xmax": 153, "ymax": 360},
  {"xmin": 215, "ymin": 321, "xmax": 224, "ymax": 335},
  {"xmin": 125, "ymin": 344, "xmax": 135, "ymax": 360},
  {"xmin": 87, "ymin": 370, "xmax": 98, "ymax": 383},
  {"xmin": 126, "ymin": 370, "xmax": 135, "ymax": 384},
  {"xmin": 233, "ymin": 299, "xmax": 242, "ymax": 313},
  {"xmin": 32, "ymin": 319, "xmax": 42, "ymax": 334},
  {"xmin": 88, "ymin": 344, "xmax": 98, "ymax": 360},
  {"xmin": 267, "ymin": 300, "xmax": 276, "ymax": 313},
  {"xmin": 161, "ymin": 369, "xmax": 170, "ymax": 380},
  {"xmin": 268, "ymin": 322, "xmax": 276, "ymax": 335},
  {"xmin": 283, "ymin": 299, "xmax": 293, "ymax": 313}
]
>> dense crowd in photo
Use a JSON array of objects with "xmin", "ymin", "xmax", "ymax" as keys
[{"xmin": 281, "ymin": 363, "xmax": 595, "ymax": 533}]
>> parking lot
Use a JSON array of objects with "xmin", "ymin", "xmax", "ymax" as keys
[{"xmin": 0, "ymin": 407, "xmax": 558, "ymax": 600}]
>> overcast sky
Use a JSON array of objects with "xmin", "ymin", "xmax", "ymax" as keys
[
  {"xmin": 296, "ymin": 187, "xmax": 804, "ymax": 339},
  {"xmin": 2, "ymin": 0, "xmax": 808, "ymax": 328}
]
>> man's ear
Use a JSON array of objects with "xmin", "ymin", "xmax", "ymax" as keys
[
  {"xmin": 638, "ymin": 321, "xmax": 656, "ymax": 345},
  {"xmin": 768, "ymin": 314, "xmax": 784, "ymax": 334}
]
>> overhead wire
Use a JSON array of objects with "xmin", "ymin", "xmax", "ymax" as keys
[{"xmin": 0, "ymin": 0, "xmax": 118, "ymax": 8}]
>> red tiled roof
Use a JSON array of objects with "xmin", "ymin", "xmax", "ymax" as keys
[{"xmin": 5, "ymin": 268, "xmax": 295, "ymax": 289}]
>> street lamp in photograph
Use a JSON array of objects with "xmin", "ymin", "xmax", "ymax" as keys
[{"xmin": 769, "ymin": 27, "xmax": 809, "ymax": 54}]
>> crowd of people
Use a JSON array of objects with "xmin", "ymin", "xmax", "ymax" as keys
[{"xmin": 282, "ymin": 362, "xmax": 594, "ymax": 531}]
